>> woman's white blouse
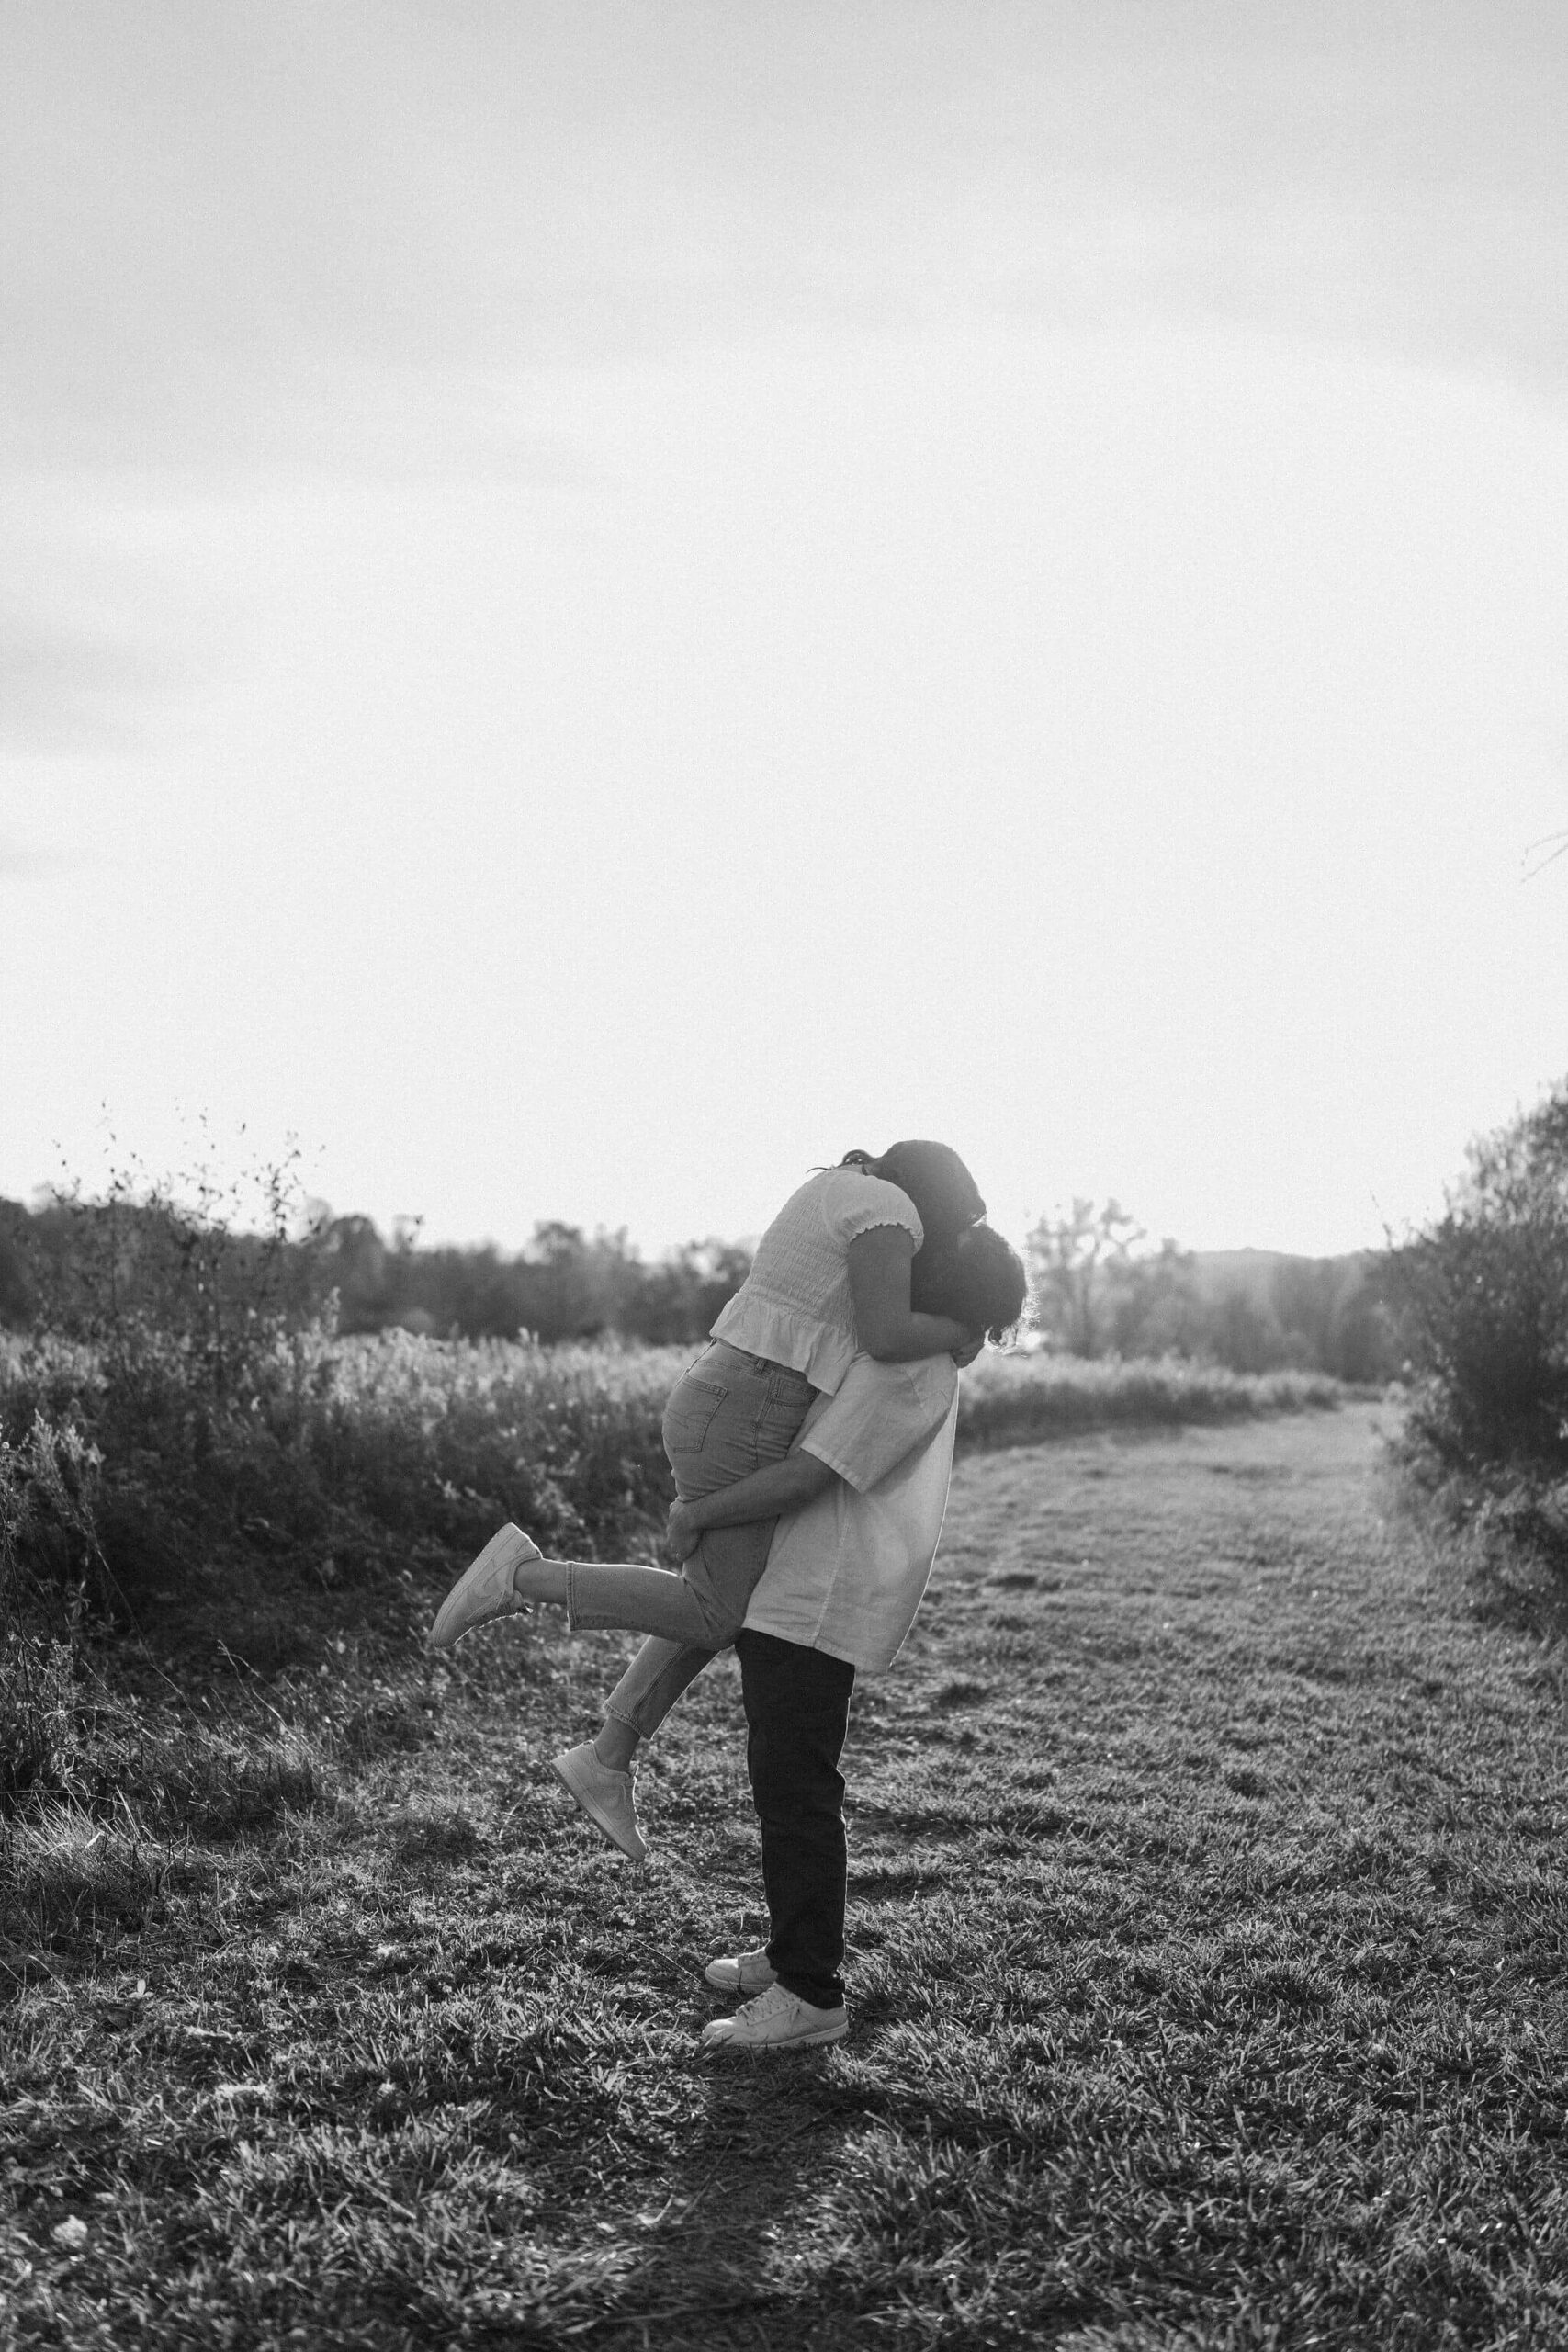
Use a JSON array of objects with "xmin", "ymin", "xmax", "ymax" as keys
[{"xmin": 709, "ymin": 1167, "xmax": 923, "ymax": 1396}]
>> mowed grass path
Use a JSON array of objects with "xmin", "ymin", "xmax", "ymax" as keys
[{"xmin": 7, "ymin": 1402, "xmax": 1567, "ymax": 2349}]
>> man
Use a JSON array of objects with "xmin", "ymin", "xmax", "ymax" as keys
[{"xmin": 664, "ymin": 1222, "xmax": 1027, "ymax": 2053}]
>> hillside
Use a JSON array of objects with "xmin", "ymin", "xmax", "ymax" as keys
[{"xmin": 1190, "ymin": 1246, "xmax": 1379, "ymax": 1299}]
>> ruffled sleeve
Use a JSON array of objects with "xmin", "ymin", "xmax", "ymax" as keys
[{"xmin": 826, "ymin": 1170, "xmax": 923, "ymax": 1253}]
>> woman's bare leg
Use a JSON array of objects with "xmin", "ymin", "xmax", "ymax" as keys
[
  {"xmin": 596, "ymin": 1637, "xmax": 716, "ymax": 1770},
  {"xmin": 602, "ymin": 1344, "xmax": 810, "ymax": 1768},
  {"xmin": 517, "ymin": 1555, "xmax": 715, "ymax": 1645},
  {"xmin": 503, "ymin": 1558, "xmax": 722, "ymax": 1770}
]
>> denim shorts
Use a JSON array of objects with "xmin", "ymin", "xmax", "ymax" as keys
[{"xmin": 660, "ymin": 1340, "xmax": 817, "ymax": 1638}]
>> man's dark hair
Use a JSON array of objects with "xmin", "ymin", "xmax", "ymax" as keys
[{"xmin": 909, "ymin": 1222, "xmax": 1026, "ymax": 1345}]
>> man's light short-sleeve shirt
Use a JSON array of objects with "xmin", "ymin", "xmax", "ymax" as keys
[{"xmin": 742, "ymin": 1351, "xmax": 958, "ymax": 1672}]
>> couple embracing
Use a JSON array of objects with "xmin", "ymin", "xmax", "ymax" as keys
[{"xmin": 432, "ymin": 1140, "xmax": 1025, "ymax": 2055}]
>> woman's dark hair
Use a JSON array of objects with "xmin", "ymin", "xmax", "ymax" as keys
[
  {"xmin": 840, "ymin": 1139, "xmax": 986, "ymax": 1247},
  {"xmin": 909, "ymin": 1222, "xmax": 1027, "ymax": 1347}
]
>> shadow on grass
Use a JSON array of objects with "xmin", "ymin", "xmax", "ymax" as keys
[{"xmin": 581, "ymin": 2055, "xmax": 862, "ymax": 2348}]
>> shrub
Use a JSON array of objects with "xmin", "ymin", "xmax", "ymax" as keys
[
  {"xmin": 1388, "ymin": 1078, "xmax": 1568, "ymax": 1479},
  {"xmin": 0, "ymin": 1321, "xmax": 681, "ymax": 1637},
  {"xmin": 1385, "ymin": 1077, "xmax": 1568, "ymax": 1602}
]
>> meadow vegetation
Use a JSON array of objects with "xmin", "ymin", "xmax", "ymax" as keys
[
  {"xmin": 4, "ymin": 1405, "xmax": 1564, "ymax": 2348},
  {"xmin": 0, "ymin": 1314, "xmax": 1344, "ymax": 1703},
  {"xmin": 6, "ymin": 1142, "xmax": 1562, "ymax": 2345},
  {"xmin": 0, "ymin": 1156, "xmax": 1350, "ymax": 1682}
]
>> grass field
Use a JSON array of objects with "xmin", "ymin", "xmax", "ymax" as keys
[{"xmin": 5, "ymin": 1400, "xmax": 1566, "ymax": 2349}]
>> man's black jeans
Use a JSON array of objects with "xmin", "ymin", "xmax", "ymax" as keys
[{"xmin": 735, "ymin": 1628, "xmax": 855, "ymax": 2012}]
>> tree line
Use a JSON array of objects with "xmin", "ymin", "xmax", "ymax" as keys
[
  {"xmin": 0, "ymin": 1183, "xmax": 1394, "ymax": 1377},
  {"xmin": 0, "ymin": 1192, "xmax": 751, "ymax": 1351},
  {"xmin": 1024, "ymin": 1199, "xmax": 1394, "ymax": 1382}
]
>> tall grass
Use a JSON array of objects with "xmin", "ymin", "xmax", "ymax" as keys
[
  {"xmin": 957, "ymin": 1350, "xmax": 1342, "ymax": 1450},
  {"xmin": 3, "ymin": 1329, "xmax": 1340, "ymax": 1636},
  {"xmin": 0, "ymin": 1327, "xmax": 685, "ymax": 1905},
  {"xmin": 2, "ymin": 1329, "xmax": 1343, "ymax": 1658},
  {"xmin": 1, "ymin": 1325, "xmax": 1343, "ymax": 1937},
  {"xmin": 0, "ymin": 1327, "xmax": 683, "ymax": 1634}
]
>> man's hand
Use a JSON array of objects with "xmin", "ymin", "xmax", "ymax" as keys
[
  {"xmin": 666, "ymin": 1498, "xmax": 702, "ymax": 1560},
  {"xmin": 950, "ymin": 1333, "xmax": 985, "ymax": 1369}
]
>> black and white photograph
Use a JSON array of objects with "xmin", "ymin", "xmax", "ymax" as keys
[{"xmin": 3, "ymin": 5, "xmax": 1566, "ymax": 2345}]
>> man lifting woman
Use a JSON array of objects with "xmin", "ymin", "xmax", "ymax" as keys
[{"xmin": 432, "ymin": 1143, "xmax": 1026, "ymax": 2051}]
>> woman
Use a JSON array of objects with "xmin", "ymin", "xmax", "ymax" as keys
[
  {"xmin": 431, "ymin": 1142, "xmax": 987, "ymax": 1853},
  {"xmin": 454, "ymin": 1220, "xmax": 1028, "ymax": 2052}
]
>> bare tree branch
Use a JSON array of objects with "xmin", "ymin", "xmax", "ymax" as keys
[{"xmin": 1522, "ymin": 830, "xmax": 1568, "ymax": 881}]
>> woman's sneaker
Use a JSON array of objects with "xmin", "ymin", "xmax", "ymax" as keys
[
  {"xmin": 704, "ymin": 1948, "xmax": 777, "ymax": 1995},
  {"xmin": 552, "ymin": 1742, "xmax": 647, "ymax": 1862},
  {"xmin": 701, "ymin": 1984, "xmax": 847, "ymax": 2052},
  {"xmin": 430, "ymin": 1524, "xmax": 542, "ymax": 1650}
]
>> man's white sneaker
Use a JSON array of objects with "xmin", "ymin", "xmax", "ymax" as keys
[
  {"xmin": 430, "ymin": 1523, "xmax": 542, "ymax": 1650},
  {"xmin": 704, "ymin": 1947, "xmax": 777, "ymax": 1995},
  {"xmin": 552, "ymin": 1742, "xmax": 647, "ymax": 1862},
  {"xmin": 701, "ymin": 1983, "xmax": 847, "ymax": 2053}
]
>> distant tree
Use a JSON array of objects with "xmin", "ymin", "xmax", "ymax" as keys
[
  {"xmin": 1210, "ymin": 1283, "xmax": 1285, "ymax": 1375},
  {"xmin": 518, "ymin": 1221, "xmax": 607, "ymax": 1340},
  {"xmin": 1270, "ymin": 1255, "xmax": 1397, "ymax": 1383},
  {"xmin": 5, "ymin": 1180, "xmax": 753, "ymax": 1352},
  {"xmin": 1027, "ymin": 1199, "xmax": 1143, "ymax": 1358},
  {"xmin": 1333, "ymin": 1268, "xmax": 1399, "ymax": 1385},
  {"xmin": 402, "ymin": 1239, "xmax": 516, "ymax": 1338},
  {"xmin": 1269, "ymin": 1256, "xmax": 1341, "ymax": 1369},
  {"xmin": 319, "ymin": 1215, "xmax": 389, "ymax": 1331},
  {"xmin": 620, "ymin": 1239, "xmax": 752, "ymax": 1345},
  {"xmin": 1104, "ymin": 1238, "xmax": 1202, "ymax": 1358}
]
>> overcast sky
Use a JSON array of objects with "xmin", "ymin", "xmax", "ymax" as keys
[{"xmin": 5, "ymin": 1, "xmax": 1567, "ymax": 1261}]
